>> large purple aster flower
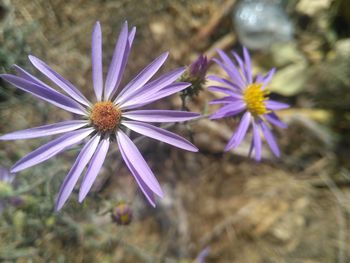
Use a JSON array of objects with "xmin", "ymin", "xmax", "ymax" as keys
[
  {"xmin": 209, "ymin": 48, "xmax": 289, "ymax": 160},
  {"xmin": 0, "ymin": 21, "xmax": 199, "ymax": 211}
]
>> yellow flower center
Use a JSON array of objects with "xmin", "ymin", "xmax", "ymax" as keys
[
  {"xmin": 243, "ymin": 83, "xmax": 269, "ymax": 116},
  {"xmin": 90, "ymin": 101, "xmax": 121, "ymax": 133}
]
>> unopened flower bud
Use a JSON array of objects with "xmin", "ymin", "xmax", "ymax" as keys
[
  {"xmin": 111, "ymin": 202, "xmax": 133, "ymax": 225},
  {"xmin": 180, "ymin": 55, "xmax": 209, "ymax": 99}
]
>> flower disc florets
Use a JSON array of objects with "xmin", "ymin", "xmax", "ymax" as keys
[
  {"xmin": 90, "ymin": 101, "xmax": 121, "ymax": 133},
  {"xmin": 243, "ymin": 83, "xmax": 269, "ymax": 116}
]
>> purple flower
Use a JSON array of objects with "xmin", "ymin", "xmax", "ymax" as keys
[
  {"xmin": 111, "ymin": 202, "xmax": 133, "ymax": 225},
  {"xmin": 209, "ymin": 48, "xmax": 289, "ymax": 160},
  {"xmin": 0, "ymin": 21, "xmax": 199, "ymax": 211}
]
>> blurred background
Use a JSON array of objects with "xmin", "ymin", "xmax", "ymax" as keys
[{"xmin": 0, "ymin": 0, "xmax": 350, "ymax": 262}]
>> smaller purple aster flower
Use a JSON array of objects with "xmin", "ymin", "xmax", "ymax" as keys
[
  {"xmin": 209, "ymin": 48, "xmax": 289, "ymax": 160},
  {"xmin": 111, "ymin": 202, "xmax": 133, "ymax": 225},
  {"xmin": 0, "ymin": 21, "xmax": 199, "ymax": 211}
]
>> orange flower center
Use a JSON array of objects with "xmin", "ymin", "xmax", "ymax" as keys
[
  {"xmin": 90, "ymin": 101, "xmax": 121, "ymax": 133},
  {"xmin": 243, "ymin": 83, "xmax": 269, "ymax": 116}
]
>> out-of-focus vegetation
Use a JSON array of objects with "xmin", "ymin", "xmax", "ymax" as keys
[{"xmin": 0, "ymin": 0, "xmax": 350, "ymax": 262}]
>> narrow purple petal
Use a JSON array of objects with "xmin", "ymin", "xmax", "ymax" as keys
[
  {"xmin": 266, "ymin": 100, "xmax": 289, "ymax": 110},
  {"xmin": 91, "ymin": 21, "xmax": 103, "ymax": 101},
  {"xmin": 116, "ymin": 52, "xmax": 168, "ymax": 102},
  {"xmin": 261, "ymin": 68, "xmax": 276, "ymax": 89},
  {"xmin": 264, "ymin": 112, "xmax": 287, "ymax": 129},
  {"xmin": 209, "ymin": 96, "xmax": 240, "ymax": 105},
  {"xmin": 210, "ymin": 102, "xmax": 245, "ymax": 119},
  {"xmin": 0, "ymin": 74, "xmax": 86, "ymax": 115},
  {"xmin": 208, "ymin": 86, "xmax": 241, "ymax": 96},
  {"xmin": 116, "ymin": 130, "xmax": 163, "ymax": 197},
  {"xmin": 122, "ymin": 121, "xmax": 198, "ymax": 152},
  {"xmin": 243, "ymin": 47, "xmax": 253, "ymax": 84},
  {"xmin": 248, "ymin": 138, "xmax": 254, "ymax": 159},
  {"xmin": 120, "ymin": 82, "xmax": 190, "ymax": 110},
  {"xmin": 123, "ymin": 110, "xmax": 199, "ymax": 123},
  {"xmin": 0, "ymin": 120, "xmax": 88, "ymax": 140},
  {"xmin": 216, "ymin": 49, "xmax": 245, "ymax": 88},
  {"xmin": 232, "ymin": 51, "xmax": 249, "ymax": 85},
  {"xmin": 117, "ymin": 136, "xmax": 156, "ymax": 206},
  {"xmin": 79, "ymin": 138, "xmax": 110, "ymax": 202},
  {"xmin": 128, "ymin": 27, "xmax": 136, "ymax": 46},
  {"xmin": 116, "ymin": 67, "xmax": 185, "ymax": 105},
  {"xmin": 106, "ymin": 26, "xmax": 135, "ymax": 100},
  {"xmin": 11, "ymin": 128, "xmax": 94, "ymax": 173},
  {"xmin": 259, "ymin": 120, "xmax": 280, "ymax": 157},
  {"xmin": 197, "ymin": 247, "xmax": 210, "ymax": 263},
  {"xmin": 207, "ymin": 75, "xmax": 241, "ymax": 90},
  {"xmin": 255, "ymin": 74, "xmax": 264, "ymax": 83},
  {"xmin": 55, "ymin": 134, "xmax": 100, "ymax": 211},
  {"xmin": 14, "ymin": 65, "xmax": 53, "ymax": 91},
  {"xmin": 28, "ymin": 55, "xmax": 91, "ymax": 107},
  {"xmin": 213, "ymin": 58, "xmax": 245, "ymax": 90},
  {"xmin": 252, "ymin": 120, "xmax": 262, "ymax": 161},
  {"xmin": 224, "ymin": 112, "xmax": 251, "ymax": 151},
  {"xmin": 104, "ymin": 21, "xmax": 129, "ymax": 100}
]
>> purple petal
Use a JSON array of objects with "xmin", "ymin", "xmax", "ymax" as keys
[
  {"xmin": 259, "ymin": 120, "xmax": 280, "ymax": 157},
  {"xmin": 55, "ymin": 134, "xmax": 100, "ymax": 211},
  {"xmin": 104, "ymin": 21, "xmax": 129, "ymax": 100},
  {"xmin": 255, "ymin": 74, "xmax": 264, "ymax": 83},
  {"xmin": 266, "ymin": 100, "xmax": 289, "ymax": 110},
  {"xmin": 197, "ymin": 247, "xmax": 210, "ymax": 263},
  {"xmin": 0, "ymin": 74, "xmax": 86, "ymax": 115},
  {"xmin": 243, "ymin": 47, "xmax": 253, "ymax": 84},
  {"xmin": 79, "ymin": 138, "xmax": 110, "ymax": 202},
  {"xmin": 0, "ymin": 120, "xmax": 88, "ymax": 140},
  {"xmin": 210, "ymin": 102, "xmax": 246, "ymax": 119},
  {"xmin": 116, "ymin": 52, "xmax": 169, "ymax": 102},
  {"xmin": 207, "ymin": 75, "xmax": 241, "ymax": 90},
  {"xmin": 224, "ymin": 112, "xmax": 251, "ymax": 151},
  {"xmin": 28, "ymin": 55, "xmax": 91, "ymax": 107},
  {"xmin": 116, "ymin": 67, "xmax": 185, "ymax": 105},
  {"xmin": 120, "ymin": 82, "xmax": 190, "ymax": 110},
  {"xmin": 91, "ymin": 21, "xmax": 103, "ymax": 101},
  {"xmin": 231, "ymin": 51, "xmax": 249, "ymax": 85},
  {"xmin": 264, "ymin": 112, "xmax": 287, "ymax": 129},
  {"xmin": 116, "ymin": 130, "xmax": 163, "ymax": 197},
  {"xmin": 212, "ymin": 58, "xmax": 245, "ymax": 90},
  {"xmin": 117, "ymin": 136, "xmax": 156, "ymax": 206},
  {"xmin": 106, "ymin": 27, "xmax": 135, "ymax": 100},
  {"xmin": 248, "ymin": 137, "xmax": 254, "ymax": 159},
  {"xmin": 208, "ymin": 86, "xmax": 241, "ymax": 96},
  {"xmin": 14, "ymin": 65, "xmax": 53, "ymax": 91},
  {"xmin": 252, "ymin": 120, "xmax": 262, "ymax": 161},
  {"xmin": 215, "ymin": 49, "xmax": 245, "ymax": 88},
  {"xmin": 209, "ymin": 96, "xmax": 240, "ymax": 105},
  {"xmin": 11, "ymin": 128, "xmax": 94, "ymax": 173},
  {"xmin": 122, "ymin": 121, "xmax": 198, "ymax": 152},
  {"xmin": 123, "ymin": 110, "xmax": 199, "ymax": 123},
  {"xmin": 261, "ymin": 68, "xmax": 276, "ymax": 89},
  {"xmin": 0, "ymin": 167, "xmax": 15, "ymax": 184},
  {"xmin": 128, "ymin": 27, "xmax": 136, "ymax": 47}
]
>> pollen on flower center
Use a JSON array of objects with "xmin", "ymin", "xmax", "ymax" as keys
[
  {"xmin": 90, "ymin": 101, "xmax": 121, "ymax": 133},
  {"xmin": 243, "ymin": 83, "xmax": 269, "ymax": 116}
]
